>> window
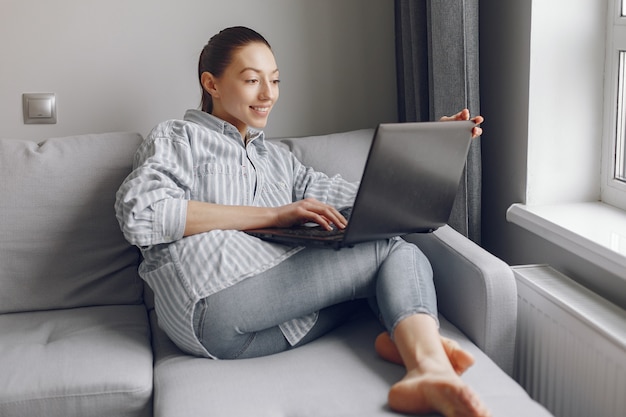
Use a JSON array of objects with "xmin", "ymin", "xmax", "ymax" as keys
[
  {"xmin": 603, "ymin": 0, "xmax": 626, "ymax": 208},
  {"xmin": 615, "ymin": 51, "xmax": 626, "ymax": 182}
]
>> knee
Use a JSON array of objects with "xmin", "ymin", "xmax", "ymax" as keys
[{"xmin": 391, "ymin": 239, "xmax": 433, "ymax": 277}]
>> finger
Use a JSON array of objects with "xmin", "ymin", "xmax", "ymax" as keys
[
  {"xmin": 325, "ymin": 206, "xmax": 347, "ymax": 227},
  {"xmin": 306, "ymin": 203, "xmax": 347, "ymax": 230},
  {"xmin": 457, "ymin": 108, "xmax": 470, "ymax": 120},
  {"xmin": 316, "ymin": 211, "xmax": 347, "ymax": 231},
  {"xmin": 471, "ymin": 115, "xmax": 484, "ymax": 125},
  {"xmin": 440, "ymin": 108, "xmax": 470, "ymax": 122},
  {"xmin": 314, "ymin": 215, "xmax": 333, "ymax": 230},
  {"xmin": 471, "ymin": 126, "xmax": 483, "ymax": 138}
]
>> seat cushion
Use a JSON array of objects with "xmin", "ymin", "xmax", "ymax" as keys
[
  {"xmin": 0, "ymin": 133, "xmax": 144, "ymax": 314},
  {"xmin": 0, "ymin": 305, "xmax": 153, "ymax": 417},
  {"xmin": 151, "ymin": 309, "xmax": 551, "ymax": 417}
]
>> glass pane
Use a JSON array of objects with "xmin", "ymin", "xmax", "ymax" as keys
[{"xmin": 616, "ymin": 52, "xmax": 626, "ymax": 182}]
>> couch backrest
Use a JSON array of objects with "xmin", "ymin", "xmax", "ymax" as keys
[
  {"xmin": 0, "ymin": 133, "xmax": 144, "ymax": 314},
  {"xmin": 270, "ymin": 128, "xmax": 374, "ymax": 183},
  {"xmin": 0, "ymin": 128, "xmax": 373, "ymax": 314}
]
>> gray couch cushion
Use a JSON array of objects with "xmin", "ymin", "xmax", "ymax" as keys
[
  {"xmin": 0, "ymin": 133, "xmax": 144, "ymax": 313},
  {"xmin": 271, "ymin": 128, "xmax": 374, "ymax": 182},
  {"xmin": 151, "ymin": 309, "xmax": 551, "ymax": 417},
  {"xmin": 0, "ymin": 305, "xmax": 152, "ymax": 417}
]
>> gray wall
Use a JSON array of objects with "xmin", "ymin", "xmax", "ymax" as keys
[
  {"xmin": 0, "ymin": 0, "xmax": 396, "ymax": 141},
  {"xmin": 6, "ymin": 0, "xmax": 621, "ymax": 307}
]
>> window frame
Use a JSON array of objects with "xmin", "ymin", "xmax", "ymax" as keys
[{"xmin": 602, "ymin": 0, "xmax": 626, "ymax": 209}]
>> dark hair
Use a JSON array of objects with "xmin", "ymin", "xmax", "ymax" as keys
[{"xmin": 198, "ymin": 26, "xmax": 272, "ymax": 113}]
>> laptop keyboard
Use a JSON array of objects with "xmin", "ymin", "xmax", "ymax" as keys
[{"xmin": 287, "ymin": 225, "xmax": 345, "ymax": 238}]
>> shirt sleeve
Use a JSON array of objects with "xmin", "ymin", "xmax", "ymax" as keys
[
  {"xmin": 115, "ymin": 132, "xmax": 193, "ymax": 248},
  {"xmin": 290, "ymin": 153, "xmax": 359, "ymax": 209}
]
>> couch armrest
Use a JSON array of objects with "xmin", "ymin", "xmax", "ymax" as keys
[{"xmin": 404, "ymin": 225, "xmax": 517, "ymax": 375}]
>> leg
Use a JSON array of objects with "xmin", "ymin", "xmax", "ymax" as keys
[
  {"xmin": 371, "ymin": 241, "xmax": 489, "ymax": 416},
  {"xmin": 387, "ymin": 314, "xmax": 490, "ymax": 417},
  {"xmin": 194, "ymin": 241, "xmax": 391, "ymax": 359}
]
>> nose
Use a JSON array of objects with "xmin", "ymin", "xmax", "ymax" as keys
[{"xmin": 259, "ymin": 79, "xmax": 277, "ymax": 101}]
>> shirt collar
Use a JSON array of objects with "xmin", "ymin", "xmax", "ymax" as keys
[{"xmin": 183, "ymin": 109, "xmax": 265, "ymax": 145}]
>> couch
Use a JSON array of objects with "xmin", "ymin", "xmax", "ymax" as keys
[{"xmin": 0, "ymin": 128, "xmax": 552, "ymax": 417}]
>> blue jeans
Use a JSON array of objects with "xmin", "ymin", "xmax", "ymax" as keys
[{"xmin": 193, "ymin": 238, "xmax": 437, "ymax": 359}]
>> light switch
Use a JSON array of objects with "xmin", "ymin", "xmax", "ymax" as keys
[
  {"xmin": 23, "ymin": 93, "xmax": 57, "ymax": 124},
  {"xmin": 28, "ymin": 98, "xmax": 52, "ymax": 118}
]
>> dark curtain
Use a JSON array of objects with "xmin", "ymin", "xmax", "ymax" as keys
[{"xmin": 395, "ymin": 0, "xmax": 481, "ymax": 243}]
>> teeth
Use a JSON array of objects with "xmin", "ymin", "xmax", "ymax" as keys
[{"xmin": 252, "ymin": 106, "xmax": 269, "ymax": 112}]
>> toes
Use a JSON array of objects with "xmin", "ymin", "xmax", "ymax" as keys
[
  {"xmin": 441, "ymin": 337, "xmax": 475, "ymax": 375},
  {"xmin": 375, "ymin": 332, "xmax": 403, "ymax": 365}
]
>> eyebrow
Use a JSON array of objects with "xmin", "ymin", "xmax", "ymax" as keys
[{"xmin": 239, "ymin": 67, "xmax": 280, "ymax": 75}]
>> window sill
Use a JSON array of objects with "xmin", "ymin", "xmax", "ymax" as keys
[{"xmin": 506, "ymin": 202, "xmax": 626, "ymax": 279}]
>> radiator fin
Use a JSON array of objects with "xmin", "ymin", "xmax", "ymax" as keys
[{"xmin": 512, "ymin": 265, "xmax": 626, "ymax": 417}]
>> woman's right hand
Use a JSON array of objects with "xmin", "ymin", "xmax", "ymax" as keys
[{"xmin": 273, "ymin": 198, "xmax": 348, "ymax": 231}]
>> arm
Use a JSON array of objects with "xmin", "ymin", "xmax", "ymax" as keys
[
  {"xmin": 184, "ymin": 198, "xmax": 348, "ymax": 237},
  {"xmin": 182, "ymin": 143, "xmax": 354, "ymax": 237},
  {"xmin": 117, "ymin": 130, "xmax": 349, "ymax": 244},
  {"xmin": 288, "ymin": 149, "xmax": 359, "ymax": 215}
]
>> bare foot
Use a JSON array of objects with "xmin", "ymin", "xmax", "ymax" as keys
[
  {"xmin": 388, "ymin": 366, "xmax": 491, "ymax": 417},
  {"xmin": 441, "ymin": 337, "xmax": 475, "ymax": 375},
  {"xmin": 375, "ymin": 332, "xmax": 475, "ymax": 375},
  {"xmin": 374, "ymin": 331, "xmax": 403, "ymax": 364}
]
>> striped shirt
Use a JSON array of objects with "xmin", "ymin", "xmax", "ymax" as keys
[{"xmin": 115, "ymin": 110, "xmax": 358, "ymax": 358}]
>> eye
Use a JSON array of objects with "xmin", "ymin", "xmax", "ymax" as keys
[
  {"xmin": 272, "ymin": 79, "xmax": 281, "ymax": 85},
  {"xmin": 245, "ymin": 79, "xmax": 259, "ymax": 84}
]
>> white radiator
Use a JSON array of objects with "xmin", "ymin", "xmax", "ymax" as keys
[{"xmin": 512, "ymin": 265, "xmax": 626, "ymax": 417}]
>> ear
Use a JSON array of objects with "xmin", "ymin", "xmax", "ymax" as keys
[{"xmin": 201, "ymin": 72, "xmax": 220, "ymax": 98}]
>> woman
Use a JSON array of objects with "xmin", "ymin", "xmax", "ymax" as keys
[{"xmin": 116, "ymin": 26, "xmax": 488, "ymax": 416}]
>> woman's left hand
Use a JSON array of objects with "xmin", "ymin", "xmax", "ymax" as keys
[{"xmin": 440, "ymin": 109, "xmax": 484, "ymax": 138}]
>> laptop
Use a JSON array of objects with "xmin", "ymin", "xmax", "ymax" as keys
[{"xmin": 245, "ymin": 120, "xmax": 475, "ymax": 249}]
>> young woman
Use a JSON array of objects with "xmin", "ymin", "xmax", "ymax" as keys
[{"xmin": 116, "ymin": 26, "xmax": 488, "ymax": 417}]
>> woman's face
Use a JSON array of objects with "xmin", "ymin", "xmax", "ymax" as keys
[{"xmin": 203, "ymin": 42, "xmax": 280, "ymax": 138}]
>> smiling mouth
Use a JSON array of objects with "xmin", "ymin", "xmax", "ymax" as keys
[{"xmin": 251, "ymin": 106, "xmax": 270, "ymax": 113}]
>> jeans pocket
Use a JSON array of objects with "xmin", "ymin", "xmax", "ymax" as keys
[{"xmin": 192, "ymin": 298, "xmax": 208, "ymax": 343}]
